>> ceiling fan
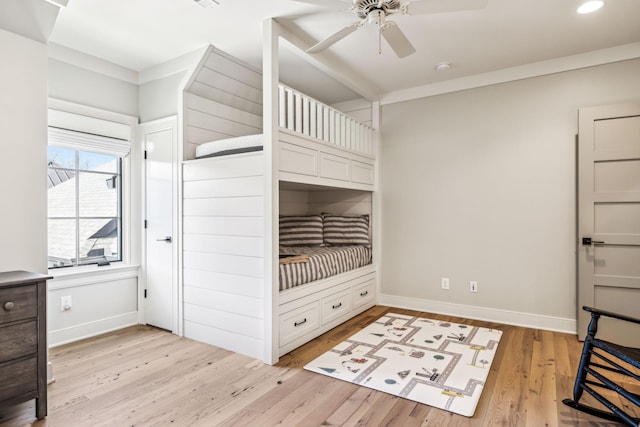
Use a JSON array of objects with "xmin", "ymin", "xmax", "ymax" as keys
[{"xmin": 293, "ymin": 0, "xmax": 488, "ymax": 58}]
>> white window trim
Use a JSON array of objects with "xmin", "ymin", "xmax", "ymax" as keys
[{"xmin": 48, "ymin": 98, "xmax": 140, "ymax": 276}]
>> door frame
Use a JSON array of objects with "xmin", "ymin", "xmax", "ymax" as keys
[{"xmin": 139, "ymin": 115, "xmax": 180, "ymax": 334}]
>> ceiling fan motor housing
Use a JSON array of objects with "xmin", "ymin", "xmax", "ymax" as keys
[{"xmin": 354, "ymin": 0, "xmax": 401, "ymax": 19}]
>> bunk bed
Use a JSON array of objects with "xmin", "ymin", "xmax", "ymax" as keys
[{"xmin": 181, "ymin": 45, "xmax": 377, "ymax": 363}]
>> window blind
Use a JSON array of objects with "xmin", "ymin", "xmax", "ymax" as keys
[{"xmin": 48, "ymin": 127, "xmax": 131, "ymax": 157}]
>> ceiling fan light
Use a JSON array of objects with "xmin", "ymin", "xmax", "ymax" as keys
[{"xmin": 577, "ymin": 1, "xmax": 603, "ymax": 14}]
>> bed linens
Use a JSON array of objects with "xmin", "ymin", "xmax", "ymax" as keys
[
  {"xmin": 195, "ymin": 134, "xmax": 263, "ymax": 159},
  {"xmin": 279, "ymin": 245, "xmax": 372, "ymax": 291}
]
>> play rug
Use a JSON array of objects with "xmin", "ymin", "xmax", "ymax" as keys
[{"xmin": 304, "ymin": 312, "xmax": 503, "ymax": 417}]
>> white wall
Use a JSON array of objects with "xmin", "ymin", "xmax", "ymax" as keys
[
  {"xmin": 138, "ymin": 71, "xmax": 186, "ymax": 123},
  {"xmin": 48, "ymin": 58, "xmax": 138, "ymax": 117},
  {"xmin": 0, "ymin": 28, "xmax": 48, "ymax": 274},
  {"xmin": 380, "ymin": 58, "xmax": 640, "ymax": 332}
]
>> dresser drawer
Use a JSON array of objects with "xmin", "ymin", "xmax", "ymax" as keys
[
  {"xmin": 0, "ymin": 321, "xmax": 37, "ymax": 363},
  {"xmin": 352, "ymin": 279, "xmax": 375, "ymax": 308},
  {"xmin": 0, "ymin": 356, "xmax": 37, "ymax": 403},
  {"xmin": 321, "ymin": 290, "xmax": 351, "ymax": 325},
  {"xmin": 279, "ymin": 301, "xmax": 320, "ymax": 346},
  {"xmin": 0, "ymin": 285, "xmax": 37, "ymax": 324}
]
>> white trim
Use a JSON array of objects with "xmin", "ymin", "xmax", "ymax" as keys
[
  {"xmin": 379, "ymin": 293, "xmax": 576, "ymax": 334},
  {"xmin": 380, "ymin": 42, "xmax": 640, "ymax": 105},
  {"xmin": 48, "ymin": 311, "xmax": 138, "ymax": 348},
  {"xmin": 49, "ymin": 98, "xmax": 138, "ymax": 127},
  {"xmin": 48, "ymin": 264, "xmax": 139, "ymax": 290},
  {"xmin": 48, "ymin": 42, "xmax": 138, "ymax": 84}
]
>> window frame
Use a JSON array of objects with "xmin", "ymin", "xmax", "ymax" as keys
[{"xmin": 47, "ymin": 99, "xmax": 139, "ymax": 274}]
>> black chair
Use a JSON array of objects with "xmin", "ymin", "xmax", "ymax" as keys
[{"xmin": 562, "ymin": 306, "xmax": 640, "ymax": 426}]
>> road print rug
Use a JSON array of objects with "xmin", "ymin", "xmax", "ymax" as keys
[{"xmin": 304, "ymin": 313, "xmax": 503, "ymax": 417}]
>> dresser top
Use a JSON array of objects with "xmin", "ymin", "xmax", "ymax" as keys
[{"xmin": 0, "ymin": 270, "xmax": 52, "ymax": 288}]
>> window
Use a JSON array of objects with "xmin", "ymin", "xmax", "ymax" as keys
[{"xmin": 47, "ymin": 128, "xmax": 129, "ymax": 269}]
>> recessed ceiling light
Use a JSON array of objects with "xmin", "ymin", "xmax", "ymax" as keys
[
  {"xmin": 435, "ymin": 62, "xmax": 451, "ymax": 72},
  {"xmin": 577, "ymin": 1, "xmax": 604, "ymax": 14}
]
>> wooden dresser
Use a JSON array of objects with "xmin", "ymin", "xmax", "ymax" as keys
[{"xmin": 0, "ymin": 270, "xmax": 51, "ymax": 419}]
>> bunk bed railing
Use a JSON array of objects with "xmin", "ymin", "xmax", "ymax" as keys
[{"xmin": 278, "ymin": 84, "xmax": 375, "ymax": 157}]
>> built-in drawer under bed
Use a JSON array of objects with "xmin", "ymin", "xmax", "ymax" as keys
[{"xmin": 279, "ymin": 245, "xmax": 372, "ymax": 291}]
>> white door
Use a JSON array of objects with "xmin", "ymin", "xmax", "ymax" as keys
[
  {"xmin": 577, "ymin": 102, "xmax": 640, "ymax": 347},
  {"xmin": 142, "ymin": 117, "xmax": 178, "ymax": 332}
]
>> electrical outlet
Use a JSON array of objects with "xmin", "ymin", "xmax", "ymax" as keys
[
  {"xmin": 441, "ymin": 277, "xmax": 450, "ymax": 290},
  {"xmin": 470, "ymin": 281, "xmax": 478, "ymax": 293},
  {"xmin": 61, "ymin": 295, "xmax": 72, "ymax": 311}
]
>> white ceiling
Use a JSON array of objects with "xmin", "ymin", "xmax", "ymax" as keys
[{"xmin": 48, "ymin": 0, "xmax": 640, "ymax": 104}]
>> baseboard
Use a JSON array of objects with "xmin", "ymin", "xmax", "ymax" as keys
[
  {"xmin": 49, "ymin": 311, "xmax": 139, "ymax": 348},
  {"xmin": 379, "ymin": 294, "xmax": 576, "ymax": 334}
]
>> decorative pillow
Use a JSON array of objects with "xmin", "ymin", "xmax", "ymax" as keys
[
  {"xmin": 279, "ymin": 215, "xmax": 324, "ymax": 246},
  {"xmin": 322, "ymin": 213, "xmax": 370, "ymax": 247}
]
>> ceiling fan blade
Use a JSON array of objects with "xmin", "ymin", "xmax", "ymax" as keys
[
  {"xmin": 290, "ymin": 0, "xmax": 352, "ymax": 10},
  {"xmin": 407, "ymin": 0, "xmax": 488, "ymax": 15},
  {"xmin": 307, "ymin": 22, "xmax": 360, "ymax": 53},
  {"xmin": 382, "ymin": 22, "xmax": 416, "ymax": 58}
]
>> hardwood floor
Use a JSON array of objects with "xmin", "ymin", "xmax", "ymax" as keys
[{"xmin": 1, "ymin": 305, "xmax": 637, "ymax": 426}]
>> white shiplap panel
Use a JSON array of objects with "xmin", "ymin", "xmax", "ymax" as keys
[
  {"xmin": 183, "ymin": 268, "xmax": 264, "ymax": 298},
  {"xmin": 183, "ymin": 197, "xmax": 264, "ymax": 217},
  {"xmin": 184, "ymin": 320, "xmax": 263, "ymax": 360},
  {"xmin": 202, "ymin": 51, "xmax": 262, "ymax": 90},
  {"xmin": 183, "ymin": 152, "xmax": 263, "ymax": 181},
  {"xmin": 186, "ymin": 93, "xmax": 263, "ymax": 129},
  {"xmin": 183, "ymin": 234, "xmax": 264, "ymax": 257},
  {"xmin": 196, "ymin": 66, "xmax": 262, "ymax": 106},
  {"xmin": 185, "ymin": 126, "xmax": 234, "ymax": 145},
  {"xmin": 183, "ymin": 176, "xmax": 264, "ymax": 198},
  {"xmin": 183, "ymin": 251, "xmax": 264, "ymax": 278},
  {"xmin": 184, "ymin": 303, "xmax": 263, "ymax": 338},
  {"xmin": 186, "ymin": 109, "xmax": 261, "ymax": 138},
  {"xmin": 184, "ymin": 286, "xmax": 264, "ymax": 318},
  {"xmin": 183, "ymin": 216, "xmax": 264, "ymax": 237},
  {"xmin": 189, "ymin": 81, "xmax": 262, "ymax": 116}
]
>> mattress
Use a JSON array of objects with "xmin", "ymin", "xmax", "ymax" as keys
[
  {"xmin": 279, "ymin": 245, "xmax": 372, "ymax": 291},
  {"xmin": 195, "ymin": 134, "xmax": 263, "ymax": 159}
]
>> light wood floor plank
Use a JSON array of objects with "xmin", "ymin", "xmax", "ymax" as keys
[{"xmin": 1, "ymin": 305, "xmax": 636, "ymax": 426}]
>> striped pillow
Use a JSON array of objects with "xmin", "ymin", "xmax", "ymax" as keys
[
  {"xmin": 322, "ymin": 214, "xmax": 370, "ymax": 247},
  {"xmin": 279, "ymin": 215, "xmax": 324, "ymax": 246}
]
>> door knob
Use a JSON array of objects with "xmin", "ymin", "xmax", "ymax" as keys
[{"xmin": 156, "ymin": 236, "xmax": 172, "ymax": 243}]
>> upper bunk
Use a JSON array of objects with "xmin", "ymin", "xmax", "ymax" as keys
[{"xmin": 181, "ymin": 45, "xmax": 377, "ymax": 192}]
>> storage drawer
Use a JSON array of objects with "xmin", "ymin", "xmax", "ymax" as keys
[
  {"xmin": 319, "ymin": 152, "xmax": 350, "ymax": 181},
  {"xmin": 352, "ymin": 279, "xmax": 376, "ymax": 308},
  {"xmin": 279, "ymin": 142, "xmax": 318, "ymax": 177},
  {"xmin": 279, "ymin": 301, "xmax": 320, "ymax": 346},
  {"xmin": 0, "ymin": 285, "xmax": 37, "ymax": 324},
  {"xmin": 0, "ymin": 321, "xmax": 37, "ymax": 363},
  {"xmin": 351, "ymin": 160, "xmax": 375, "ymax": 185},
  {"xmin": 0, "ymin": 356, "xmax": 37, "ymax": 402},
  {"xmin": 322, "ymin": 290, "xmax": 351, "ymax": 325}
]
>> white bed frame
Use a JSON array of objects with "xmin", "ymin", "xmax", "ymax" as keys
[{"xmin": 181, "ymin": 27, "xmax": 379, "ymax": 364}]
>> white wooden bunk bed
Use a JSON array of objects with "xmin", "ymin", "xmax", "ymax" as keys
[{"xmin": 181, "ymin": 44, "xmax": 378, "ymax": 364}]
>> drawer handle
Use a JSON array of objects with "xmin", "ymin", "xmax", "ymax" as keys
[
  {"xmin": 3, "ymin": 301, "xmax": 15, "ymax": 311},
  {"xmin": 360, "ymin": 291, "xmax": 369, "ymax": 297},
  {"xmin": 332, "ymin": 302, "xmax": 342, "ymax": 310},
  {"xmin": 294, "ymin": 318, "xmax": 307, "ymax": 327}
]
